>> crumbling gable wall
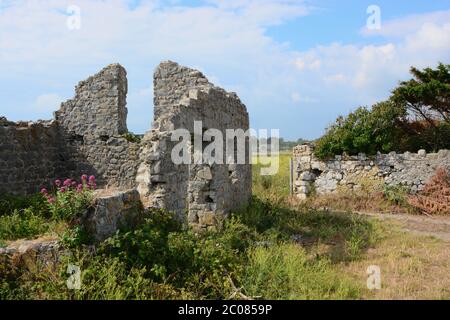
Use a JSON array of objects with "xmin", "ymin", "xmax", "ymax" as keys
[
  {"xmin": 55, "ymin": 64, "xmax": 140, "ymax": 188},
  {"xmin": 137, "ymin": 61, "xmax": 251, "ymax": 230}
]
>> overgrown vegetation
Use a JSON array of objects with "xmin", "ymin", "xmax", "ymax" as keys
[
  {"xmin": 122, "ymin": 132, "xmax": 142, "ymax": 143},
  {"xmin": 0, "ymin": 175, "xmax": 96, "ymax": 243},
  {"xmin": 315, "ymin": 63, "xmax": 450, "ymax": 159},
  {"xmin": 1, "ymin": 200, "xmax": 379, "ymax": 299},
  {"xmin": 2, "ymin": 151, "xmax": 449, "ymax": 300},
  {"xmin": 1, "ymin": 155, "xmax": 383, "ymax": 300},
  {"xmin": 0, "ymin": 194, "xmax": 60, "ymax": 242}
]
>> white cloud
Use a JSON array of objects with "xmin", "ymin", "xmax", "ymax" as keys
[
  {"xmin": 291, "ymin": 92, "xmax": 318, "ymax": 104},
  {"xmin": 294, "ymin": 20, "xmax": 450, "ymax": 103},
  {"xmin": 293, "ymin": 57, "xmax": 321, "ymax": 71},
  {"xmin": 324, "ymin": 73, "xmax": 346, "ymax": 84},
  {"xmin": 35, "ymin": 93, "xmax": 62, "ymax": 111},
  {"xmin": 0, "ymin": 1, "xmax": 448, "ymax": 139}
]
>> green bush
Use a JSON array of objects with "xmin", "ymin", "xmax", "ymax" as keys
[
  {"xmin": 314, "ymin": 101, "xmax": 406, "ymax": 159},
  {"xmin": 46, "ymin": 187, "xmax": 94, "ymax": 221},
  {"xmin": 122, "ymin": 132, "xmax": 142, "ymax": 143},
  {"xmin": 0, "ymin": 177, "xmax": 95, "ymax": 243},
  {"xmin": 383, "ymin": 184, "xmax": 409, "ymax": 207},
  {"xmin": 99, "ymin": 210, "xmax": 250, "ymax": 298}
]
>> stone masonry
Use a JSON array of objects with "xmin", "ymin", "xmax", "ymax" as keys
[
  {"xmin": 136, "ymin": 61, "xmax": 251, "ymax": 229},
  {"xmin": 292, "ymin": 144, "xmax": 450, "ymax": 199},
  {"xmin": 0, "ymin": 61, "xmax": 252, "ymax": 230}
]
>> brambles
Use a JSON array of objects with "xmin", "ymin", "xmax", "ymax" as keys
[{"xmin": 408, "ymin": 168, "xmax": 450, "ymax": 215}]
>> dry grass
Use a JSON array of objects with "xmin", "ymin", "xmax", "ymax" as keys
[
  {"xmin": 299, "ymin": 179, "xmax": 416, "ymax": 215},
  {"xmin": 338, "ymin": 222, "xmax": 450, "ymax": 300}
]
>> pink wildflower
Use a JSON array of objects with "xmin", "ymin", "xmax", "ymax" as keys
[
  {"xmin": 55, "ymin": 179, "xmax": 61, "ymax": 187},
  {"xmin": 63, "ymin": 179, "xmax": 72, "ymax": 187},
  {"xmin": 60, "ymin": 187, "xmax": 66, "ymax": 193},
  {"xmin": 48, "ymin": 197, "xmax": 55, "ymax": 204},
  {"xmin": 40, "ymin": 188, "xmax": 48, "ymax": 195},
  {"xmin": 81, "ymin": 174, "xmax": 88, "ymax": 182}
]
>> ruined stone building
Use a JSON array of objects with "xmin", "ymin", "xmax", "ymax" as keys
[{"xmin": 0, "ymin": 61, "xmax": 252, "ymax": 230}]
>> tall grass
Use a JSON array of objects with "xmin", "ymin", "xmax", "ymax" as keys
[{"xmin": 242, "ymin": 243, "xmax": 361, "ymax": 299}]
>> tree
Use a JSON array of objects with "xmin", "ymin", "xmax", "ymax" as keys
[
  {"xmin": 391, "ymin": 63, "xmax": 450, "ymax": 150},
  {"xmin": 314, "ymin": 101, "xmax": 406, "ymax": 159},
  {"xmin": 314, "ymin": 63, "xmax": 450, "ymax": 159}
]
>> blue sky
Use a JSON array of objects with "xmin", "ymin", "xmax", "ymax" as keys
[{"xmin": 0, "ymin": 0, "xmax": 449, "ymax": 140}]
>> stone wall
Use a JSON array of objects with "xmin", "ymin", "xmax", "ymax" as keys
[
  {"xmin": 292, "ymin": 144, "xmax": 450, "ymax": 199},
  {"xmin": 137, "ymin": 61, "xmax": 252, "ymax": 230},
  {"xmin": 0, "ymin": 61, "xmax": 251, "ymax": 229},
  {"xmin": 55, "ymin": 64, "xmax": 140, "ymax": 188},
  {"xmin": 0, "ymin": 118, "xmax": 66, "ymax": 195}
]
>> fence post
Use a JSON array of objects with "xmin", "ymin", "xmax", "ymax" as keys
[{"xmin": 289, "ymin": 157, "xmax": 294, "ymax": 196}]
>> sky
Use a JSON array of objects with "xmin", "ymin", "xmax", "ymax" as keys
[{"xmin": 0, "ymin": 0, "xmax": 449, "ymax": 140}]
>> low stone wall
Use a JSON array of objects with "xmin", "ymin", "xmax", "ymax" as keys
[
  {"xmin": 84, "ymin": 189, "xmax": 142, "ymax": 242},
  {"xmin": 292, "ymin": 144, "xmax": 450, "ymax": 199},
  {"xmin": 0, "ymin": 237, "xmax": 62, "ymax": 273},
  {"xmin": 0, "ymin": 119, "xmax": 67, "ymax": 195}
]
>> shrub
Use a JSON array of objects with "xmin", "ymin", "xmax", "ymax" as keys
[
  {"xmin": 98, "ymin": 209, "xmax": 251, "ymax": 299},
  {"xmin": 383, "ymin": 184, "xmax": 409, "ymax": 207},
  {"xmin": 314, "ymin": 101, "xmax": 406, "ymax": 159},
  {"xmin": 408, "ymin": 168, "xmax": 450, "ymax": 215},
  {"xmin": 122, "ymin": 132, "xmax": 142, "ymax": 143},
  {"xmin": 60, "ymin": 225, "xmax": 93, "ymax": 248},
  {"xmin": 42, "ymin": 175, "xmax": 95, "ymax": 221}
]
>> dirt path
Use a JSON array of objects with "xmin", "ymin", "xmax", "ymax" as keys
[{"xmin": 356, "ymin": 211, "xmax": 450, "ymax": 242}]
